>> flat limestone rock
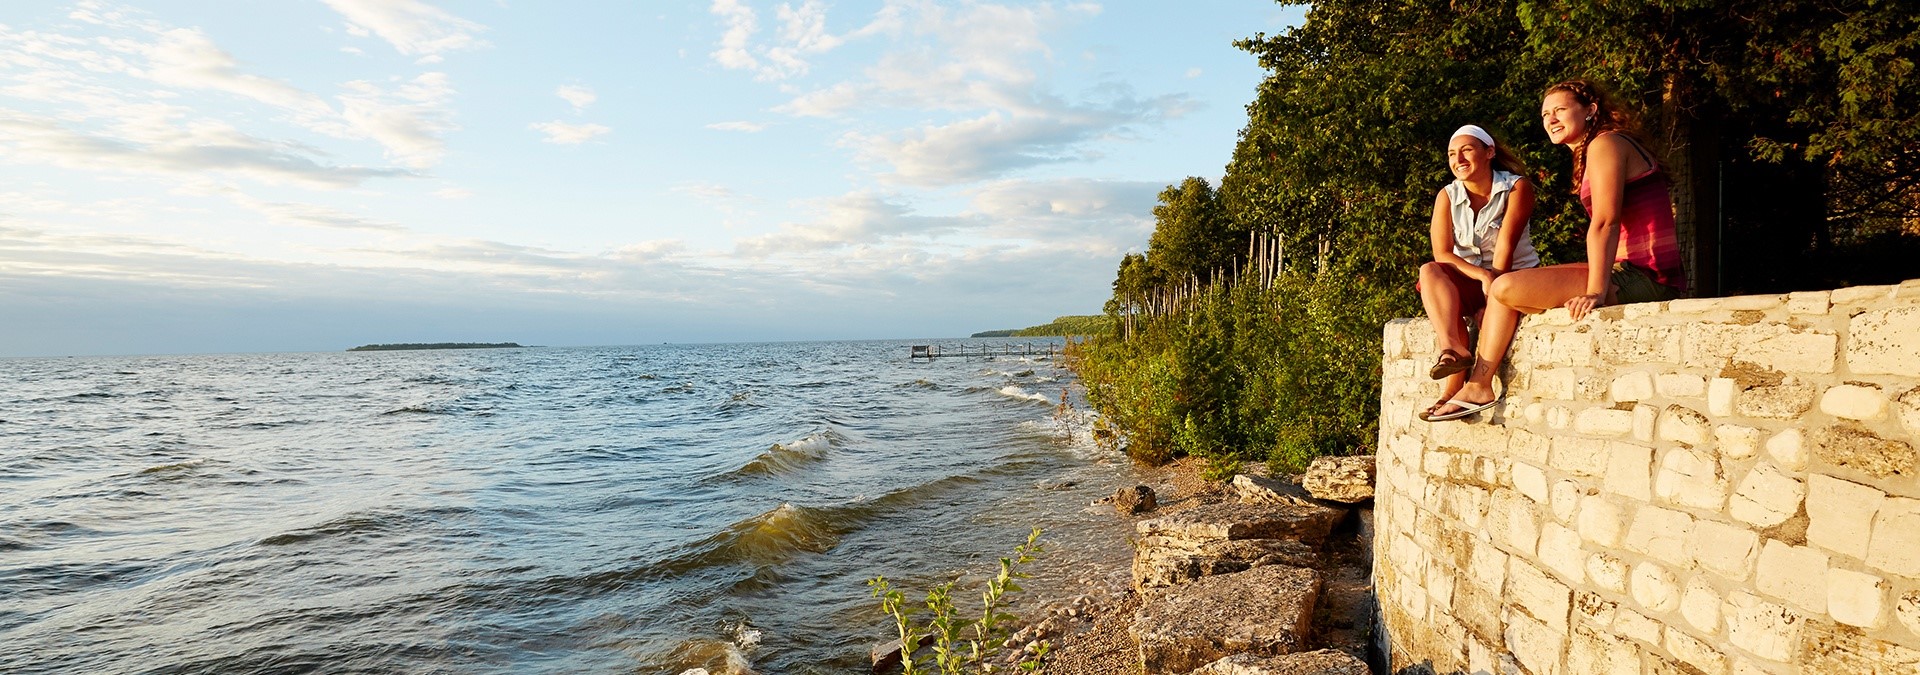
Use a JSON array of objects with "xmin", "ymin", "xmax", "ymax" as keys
[
  {"xmin": 1232, "ymin": 474, "xmax": 1319, "ymax": 507},
  {"xmin": 1133, "ymin": 537, "xmax": 1321, "ymax": 592},
  {"xmin": 1132, "ymin": 564, "xmax": 1322, "ymax": 674},
  {"xmin": 1187, "ymin": 649, "xmax": 1370, "ymax": 675},
  {"xmin": 1300, "ymin": 456, "xmax": 1376, "ymax": 503},
  {"xmin": 1136, "ymin": 501, "xmax": 1346, "ymax": 548}
]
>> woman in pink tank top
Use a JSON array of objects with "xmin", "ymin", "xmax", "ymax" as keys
[{"xmin": 1423, "ymin": 79, "xmax": 1683, "ymax": 421}]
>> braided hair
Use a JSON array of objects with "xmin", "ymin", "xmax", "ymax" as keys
[{"xmin": 1544, "ymin": 79, "xmax": 1649, "ymax": 191}]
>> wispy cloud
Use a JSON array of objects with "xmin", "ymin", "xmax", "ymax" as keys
[
  {"xmin": 321, "ymin": 0, "xmax": 489, "ymax": 56},
  {"xmin": 735, "ymin": 191, "xmax": 970, "ymax": 255},
  {"xmin": 708, "ymin": 0, "xmax": 855, "ymax": 80},
  {"xmin": 556, "ymin": 84, "xmax": 597, "ymax": 111},
  {"xmin": 531, "ymin": 120, "xmax": 611, "ymax": 145},
  {"xmin": 705, "ymin": 120, "xmax": 766, "ymax": 132}
]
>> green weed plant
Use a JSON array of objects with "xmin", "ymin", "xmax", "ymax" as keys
[{"xmin": 868, "ymin": 528, "xmax": 1049, "ymax": 674}]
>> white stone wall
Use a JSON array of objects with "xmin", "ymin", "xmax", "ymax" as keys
[{"xmin": 1374, "ymin": 279, "xmax": 1920, "ymax": 674}]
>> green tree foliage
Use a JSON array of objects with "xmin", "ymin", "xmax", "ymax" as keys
[{"xmin": 1071, "ymin": 0, "xmax": 1919, "ymax": 470}]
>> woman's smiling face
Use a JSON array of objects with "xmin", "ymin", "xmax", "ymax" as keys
[
  {"xmin": 1541, "ymin": 90, "xmax": 1590, "ymax": 145},
  {"xmin": 1448, "ymin": 136, "xmax": 1492, "ymax": 181}
]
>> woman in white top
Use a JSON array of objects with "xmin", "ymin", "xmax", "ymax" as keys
[{"xmin": 1417, "ymin": 124, "xmax": 1538, "ymax": 421}]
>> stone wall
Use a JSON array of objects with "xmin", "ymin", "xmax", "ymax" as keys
[{"xmin": 1372, "ymin": 280, "xmax": 1920, "ymax": 674}]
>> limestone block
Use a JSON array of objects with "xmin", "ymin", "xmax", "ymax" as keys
[
  {"xmin": 1624, "ymin": 504, "xmax": 1695, "ymax": 566},
  {"xmin": 1612, "ymin": 371, "xmax": 1656, "ymax": 403},
  {"xmin": 1764, "ymin": 428, "xmax": 1808, "ymax": 472},
  {"xmin": 1300, "ymin": 455, "xmax": 1376, "ymax": 503},
  {"xmin": 1718, "ymin": 425, "xmax": 1764, "ymax": 460},
  {"xmin": 1453, "ymin": 582, "xmax": 1503, "ymax": 646},
  {"xmin": 1757, "ymin": 540, "xmax": 1830, "ymax": 614},
  {"xmin": 1709, "ymin": 377, "xmax": 1737, "ymax": 416},
  {"xmin": 1626, "ymin": 404, "xmax": 1655, "ymax": 443},
  {"xmin": 1690, "ymin": 519, "xmax": 1761, "ymax": 582},
  {"xmin": 1465, "ymin": 634, "xmax": 1497, "ymax": 675},
  {"xmin": 1567, "ymin": 625, "xmax": 1638, "ymax": 675},
  {"xmin": 1588, "ymin": 553, "xmax": 1629, "ymax": 593},
  {"xmin": 1655, "ymin": 446, "xmax": 1729, "ymax": 511},
  {"xmin": 1813, "ymin": 425, "xmax": 1917, "ymax": 479},
  {"xmin": 1659, "ymin": 373, "xmax": 1708, "ymax": 398},
  {"xmin": 1509, "ymin": 557, "xmax": 1574, "ymax": 632},
  {"xmin": 1665, "ymin": 626, "xmax": 1731, "ymax": 674},
  {"xmin": 1189, "ymin": 650, "xmax": 1371, "ymax": 675},
  {"xmin": 1898, "ymin": 387, "xmax": 1920, "ymax": 439},
  {"xmin": 1626, "ymin": 301, "xmax": 1666, "ymax": 319},
  {"xmin": 1604, "ymin": 441, "xmax": 1654, "ymax": 501},
  {"xmin": 1423, "ymin": 450, "xmax": 1451, "ymax": 478},
  {"xmin": 1897, "ymin": 590, "xmax": 1920, "ymax": 637},
  {"xmin": 1538, "ymin": 523, "xmax": 1587, "ymax": 585},
  {"xmin": 1467, "ymin": 537, "xmax": 1509, "ymax": 595},
  {"xmin": 1724, "ymin": 591, "xmax": 1805, "ymax": 663},
  {"xmin": 1827, "ymin": 568, "xmax": 1888, "ymax": 630},
  {"xmin": 1578, "ymin": 495, "xmax": 1625, "ymax": 548},
  {"xmin": 1382, "ymin": 319, "xmax": 1410, "ymax": 359},
  {"xmin": 1550, "ymin": 480, "xmax": 1582, "ymax": 524},
  {"xmin": 1601, "ymin": 324, "xmax": 1682, "ymax": 364},
  {"xmin": 1682, "ymin": 576, "xmax": 1724, "ymax": 633},
  {"xmin": 1525, "ymin": 402, "xmax": 1546, "ymax": 425},
  {"xmin": 1504, "ymin": 607, "xmax": 1567, "ymax": 675},
  {"xmin": 1425, "ymin": 557, "xmax": 1457, "ymax": 609},
  {"xmin": 1509, "ymin": 429, "xmax": 1550, "ymax": 464},
  {"xmin": 1533, "ymin": 368, "xmax": 1579, "ymax": 401},
  {"xmin": 1489, "ymin": 488, "xmax": 1541, "ymax": 556},
  {"xmin": 1512, "ymin": 462, "xmax": 1549, "ymax": 504},
  {"xmin": 1133, "ymin": 537, "xmax": 1323, "ymax": 592},
  {"xmin": 1533, "ymin": 307, "xmax": 1574, "ymax": 326},
  {"xmin": 1551, "ymin": 436, "xmax": 1609, "ymax": 478},
  {"xmin": 1821, "ymin": 384, "xmax": 1889, "ymax": 421},
  {"xmin": 1729, "ymin": 465, "xmax": 1804, "ymax": 529},
  {"xmin": 1614, "ymin": 607, "xmax": 1664, "ymax": 646},
  {"xmin": 1801, "ymin": 619, "xmax": 1920, "ymax": 674},
  {"xmin": 1575, "ymin": 408, "xmax": 1634, "ymax": 437},
  {"xmin": 1130, "ymin": 564, "xmax": 1320, "ymax": 674},
  {"xmin": 1805, "ymin": 474, "xmax": 1886, "ymax": 558},
  {"xmin": 1552, "ymin": 331, "xmax": 1596, "ymax": 366},
  {"xmin": 1737, "ymin": 376, "xmax": 1818, "ymax": 420},
  {"xmin": 1848, "ymin": 306, "xmax": 1920, "ymax": 375},
  {"xmin": 1442, "ymin": 484, "xmax": 1490, "ymax": 531},
  {"xmin": 1867, "ymin": 497, "xmax": 1920, "ymax": 577},
  {"xmin": 1136, "ymin": 501, "xmax": 1346, "ymax": 547},
  {"xmin": 1685, "ymin": 323, "xmax": 1839, "ymax": 374},
  {"xmin": 1631, "ymin": 561, "xmax": 1681, "ymax": 613},
  {"xmin": 1547, "ymin": 405, "xmax": 1572, "ymax": 430},
  {"xmin": 1786, "ymin": 290, "xmax": 1831, "ymax": 315},
  {"xmin": 1658, "ymin": 405, "xmax": 1713, "ymax": 446}
]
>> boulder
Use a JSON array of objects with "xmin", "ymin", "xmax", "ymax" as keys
[
  {"xmin": 1300, "ymin": 456, "xmax": 1376, "ymax": 503},
  {"xmin": 1187, "ymin": 650, "xmax": 1370, "ymax": 675},
  {"xmin": 1115, "ymin": 484, "xmax": 1159, "ymax": 514},
  {"xmin": 1134, "ymin": 537, "xmax": 1319, "ymax": 591},
  {"xmin": 1232, "ymin": 474, "xmax": 1320, "ymax": 508},
  {"xmin": 1132, "ymin": 564, "xmax": 1322, "ymax": 674},
  {"xmin": 1137, "ymin": 501, "xmax": 1346, "ymax": 547}
]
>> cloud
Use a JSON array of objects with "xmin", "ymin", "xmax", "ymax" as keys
[
  {"xmin": 705, "ymin": 120, "xmax": 766, "ymax": 132},
  {"xmin": 330, "ymin": 72, "xmax": 458, "ymax": 169},
  {"xmin": 0, "ymin": 110, "xmax": 411, "ymax": 188},
  {"xmin": 141, "ymin": 28, "xmax": 331, "ymax": 116},
  {"xmin": 556, "ymin": 84, "xmax": 596, "ymax": 111},
  {"xmin": 432, "ymin": 187, "xmax": 472, "ymax": 199},
  {"xmin": 321, "ymin": 0, "xmax": 488, "ymax": 56},
  {"xmin": 1185, "ymin": 67, "xmax": 1202, "ymax": 78},
  {"xmin": 530, "ymin": 120, "xmax": 610, "ymax": 144},
  {"xmin": 709, "ymin": 0, "xmax": 761, "ymax": 72},
  {"xmin": 843, "ymin": 89, "xmax": 1189, "ymax": 185},
  {"xmin": 709, "ymin": 0, "xmax": 852, "ymax": 80},
  {"xmin": 735, "ymin": 191, "xmax": 969, "ymax": 255}
]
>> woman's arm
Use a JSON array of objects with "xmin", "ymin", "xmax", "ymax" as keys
[
  {"xmin": 1490, "ymin": 179, "xmax": 1535, "ymax": 276},
  {"xmin": 1429, "ymin": 190, "xmax": 1491, "ymax": 280},
  {"xmin": 1567, "ymin": 135, "xmax": 1629, "ymax": 318}
]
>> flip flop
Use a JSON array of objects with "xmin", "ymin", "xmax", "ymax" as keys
[
  {"xmin": 1428, "ymin": 350, "xmax": 1475, "ymax": 380},
  {"xmin": 1421, "ymin": 397, "xmax": 1498, "ymax": 422}
]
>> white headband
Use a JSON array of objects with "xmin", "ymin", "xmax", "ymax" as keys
[{"xmin": 1451, "ymin": 124, "xmax": 1495, "ymax": 148}]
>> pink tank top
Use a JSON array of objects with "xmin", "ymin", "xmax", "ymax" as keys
[{"xmin": 1579, "ymin": 134, "xmax": 1687, "ymax": 292}]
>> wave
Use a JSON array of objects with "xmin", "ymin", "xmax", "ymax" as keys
[
  {"xmin": 254, "ymin": 506, "xmax": 464, "ymax": 547},
  {"xmin": 996, "ymin": 385, "xmax": 1051, "ymax": 404},
  {"xmin": 731, "ymin": 433, "xmax": 836, "ymax": 478}
]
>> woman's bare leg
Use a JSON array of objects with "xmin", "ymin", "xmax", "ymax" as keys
[
  {"xmin": 1418, "ymin": 262, "xmax": 1472, "ymax": 357},
  {"xmin": 1434, "ymin": 264, "xmax": 1593, "ymax": 413}
]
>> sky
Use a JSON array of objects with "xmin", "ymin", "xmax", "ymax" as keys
[{"xmin": 0, "ymin": 0, "xmax": 1303, "ymax": 357}]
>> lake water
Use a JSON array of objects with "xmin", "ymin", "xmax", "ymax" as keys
[{"xmin": 0, "ymin": 339, "xmax": 1141, "ymax": 674}]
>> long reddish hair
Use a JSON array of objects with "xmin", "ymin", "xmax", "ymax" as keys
[{"xmin": 1544, "ymin": 78, "xmax": 1650, "ymax": 190}]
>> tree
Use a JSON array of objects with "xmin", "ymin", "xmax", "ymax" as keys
[{"xmin": 1146, "ymin": 177, "xmax": 1244, "ymax": 285}]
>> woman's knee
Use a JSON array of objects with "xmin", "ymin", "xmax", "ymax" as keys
[{"xmin": 1489, "ymin": 273, "xmax": 1524, "ymax": 304}]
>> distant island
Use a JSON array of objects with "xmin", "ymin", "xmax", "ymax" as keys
[
  {"xmin": 970, "ymin": 315, "xmax": 1111, "ymax": 338},
  {"xmin": 347, "ymin": 342, "xmax": 525, "ymax": 352}
]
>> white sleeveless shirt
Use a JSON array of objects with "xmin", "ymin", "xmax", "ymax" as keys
[{"xmin": 1444, "ymin": 169, "xmax": 1538, "ymax": 271}]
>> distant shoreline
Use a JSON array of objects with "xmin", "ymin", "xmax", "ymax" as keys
[{"xmin": 346, "ymin": 342, "xmax": 525, "ymax": 352}]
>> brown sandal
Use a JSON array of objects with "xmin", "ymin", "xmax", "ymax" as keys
[{"xmin": 1429, "ymin": 350, "xmax": 1475, "ymax": 380}]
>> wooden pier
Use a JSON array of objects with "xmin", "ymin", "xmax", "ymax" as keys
[{"xmin": 909, "ymin": 342, "xmax": 1061, "ymax": 359}]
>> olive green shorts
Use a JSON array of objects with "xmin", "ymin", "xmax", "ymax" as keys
[{"xmin": 1611, "ymin": 261, "xmax": 1682, "ymax": 304}]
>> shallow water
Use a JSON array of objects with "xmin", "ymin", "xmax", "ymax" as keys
[{"xmin": 0, "ymin": 339, "xmax": 1139, "ymax": 674}]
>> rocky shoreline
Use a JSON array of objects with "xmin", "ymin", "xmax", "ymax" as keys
[{"xmin": 980, "ymin": 455, "xmax": 1383, "ymax": 675}]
